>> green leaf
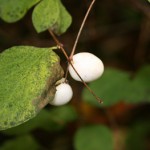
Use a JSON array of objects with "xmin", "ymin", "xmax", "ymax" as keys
[
  {"xmin": 0, "ymin": 135, "xmax": 41, "ymax": 150},
  {"xmin": 74, "ymin": 125, "xmax": 113, "ymax": 150},
  {"xmin": 133, "ymin": 65, "xmax": 150, "ymax": 89},
  {"xmin": 32, "ymin": 0, "xmax": 59, "ymax": 33},
  {"xmin": 48, "ymin": 105, "xmax": 78, "ymax": 124},
  {"xmin": 83, "ymin": 67, "xmax": 150, "ymax": 107},
  {"xmin": 38, "ymin": 105, "xmax": 78, "ymax": 131},
  {"xmin": 0, "ymin": 46, "xmax": 63, "ymax": 130},
  {"xmin": 52, "ymin": 0, "xmax": 72, "ymax": 35},
  {"xmin": 32, "ymin": 0, "xmax": 72, "ymax": 34},
  {"xmin": 0, "ymin": 0, "xmax": 40, "ymax": 23},
  {"xmin": 2, "ymin": 105, "xmax": 78, "ymax": 135},
  {"xmin": 125, "ymin": 65, "xmax": 150, "ymax": 103},
  {"xmin": 83, "ymin": 68, "xmax": 130, "ymax": 107}
]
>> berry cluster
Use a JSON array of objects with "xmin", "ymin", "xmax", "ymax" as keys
[{"xmin": 49, "ymin": 52, "xmax": 104, "ymax": 106}]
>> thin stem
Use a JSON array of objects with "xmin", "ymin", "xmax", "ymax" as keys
[
  {"xmin": 70, "ymin": 0, "xmax": 96, "ymax": 59},
  {"xmin": 48, "ymin": 29, "xmax": 68, "ymax": 59},
  {"xmin": 48, "ymin": 29, "xmax": 103, "ymax": 103},
  {"xmin": 70, "ymin": 62, "xmax": 103, "ymax": 103},
  {"xmin": 48, "ymin": 29, "xmax": 69, "ymax": 82}
]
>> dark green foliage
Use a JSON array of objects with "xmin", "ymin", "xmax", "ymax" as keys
[
  {"xmin": 125, "ymin": 66, "xmax": 150, "ymax": 103},
  {"xmin": 83, "ymin": 68, "xmax": 130, "ymax": 106},
  {"xmin": 0, "ymin": 135, "xmax": 41, "ymax": 150},
  {"xmin": 0, "ymin": 105, "xmax": 77, "ymax": 150},
  {"xmin": 74, "ymin": 125, "xmax": 113, "ymax": 150},
  {"xmin": 83, "ymin": 66, "xmax": 150, "ymax": 107}
]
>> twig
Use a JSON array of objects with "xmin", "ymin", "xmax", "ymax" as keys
[
  {"xmin": 48, "ymin": 29, "xmax": 103, "ymax": 103},
  {"xmin": 70, "ymin": 0, "xmax": 96, "ymax": 59}
]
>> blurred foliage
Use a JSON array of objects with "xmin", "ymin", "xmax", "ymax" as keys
[
  {"xmin": 74, "ymin": 125, "xmax": 113, "ymax": 150},
  {"xmin": 0, "ymin": 135, "xmax": 41, "ymax": 150},
  {"xmin": 0, "ymin": 105, "xmax": 77, "ymax": 149},
  {"xmin": 83, "ymin": 68, "xmax": 130, "ymax": 106},
  {"xmin": 83, "ymin": 65, "xmax": 150, "ymax": 106},
  {"xmin": 2, "ymin": 105, "xmax": 77, "ymax": 135}
]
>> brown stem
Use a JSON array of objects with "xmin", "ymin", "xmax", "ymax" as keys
[
  {"xmin": 69, "ymin": 61, "xmax": 103, "ymax": 103},
  {"xmin": 70, "ymin": 0, "xmax": 96, "ymax": 59},
  {"xmin": 48, "ymin": 29, "xmax": 68, "ymax": 59},
  {"xmin": 48, "ymin": 29, "xmax": 103, "ymax": 103}
]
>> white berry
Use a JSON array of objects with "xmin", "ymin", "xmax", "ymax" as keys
[
  {"xmin": 68, "ymin": 52, "xmax": 104, "ymax": 82},
  {"xmin": 49, "ymin": 80, "xmax": 73, "ymax": 106}
]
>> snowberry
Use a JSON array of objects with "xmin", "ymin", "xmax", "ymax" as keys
[
  {"xmin": 68, "ymin": 52, "xmax": 104, "ymax": 82},
  {"xmin": 49, "ymin": 78, "xmax": 73, "ymax": 106}
]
